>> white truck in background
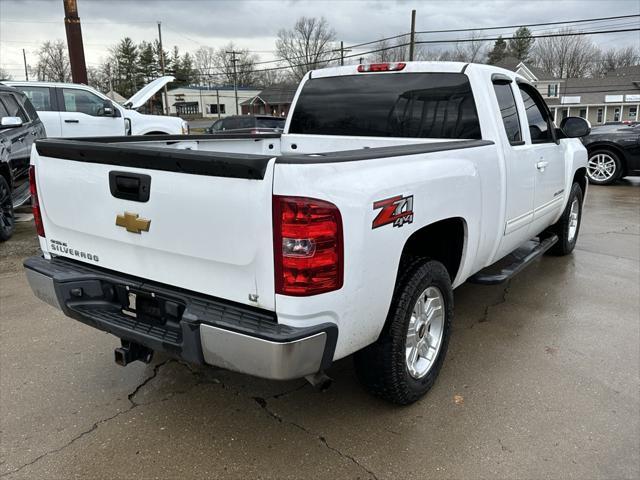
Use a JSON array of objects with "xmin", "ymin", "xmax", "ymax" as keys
[
  {"xmin": 6, "ymin": 76, "xmax": 188, "ymax": 137},
  {"xmin": 24, "ymin": 62, "xmax": 589, "ymax": 404}
]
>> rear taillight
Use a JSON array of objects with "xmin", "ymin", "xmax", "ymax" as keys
[
  {"xmin": 273, "ymin": 196, "xmax": 343, "ymax": 296},
  {"xmin": 357, "ymin": 62, "xmax": 406, "ymax": 73},
  {"xmin": 29, "ymin": 165, "xmax": 45, "ymax": 237}
]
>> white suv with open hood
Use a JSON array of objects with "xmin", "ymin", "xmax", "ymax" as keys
[{"xmin": 6, "ymin": 76, "xmax": 187, "ymax": 137}]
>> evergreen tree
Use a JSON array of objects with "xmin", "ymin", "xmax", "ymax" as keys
[
  {"xmin": 487, "ymin": 36, "xmax": 507, "ymax": 65},
  {"xmin": 508, "ymin": 27, "xmax": 534, "ymax": 62},
  {"xmin": 137, "ymin": 41, "xmax": 157, "ymax": 84},
  {"xmin": 112, "ymin": 37, "xmax": 139, "ymax": 97}
]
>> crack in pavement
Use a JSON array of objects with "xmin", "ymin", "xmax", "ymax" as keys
[
  {"xmin": 478, "ymin": 282, "xmax": 510, "ymax": 324},
  {"xmin": 252, "ymin": 396, "xmax": 379, "ymax": 480},
  {"xmin": 1, "ymin": 359, "xmax": 174, "ymax": 478}
]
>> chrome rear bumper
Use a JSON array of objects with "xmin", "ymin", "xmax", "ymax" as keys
[{"xmin": 24, "ymin": 256, "xmax": 337, "ymax": 380}]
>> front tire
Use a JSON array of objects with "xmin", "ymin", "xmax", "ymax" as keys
[
  {"xmin": 354, "ymin": 258, "xmax": 453, "ymax": 405},
  {"xmin": 548, "ymin": 182, "xmax": 583, "ymax": 256},
  {"xmin": 587, "ymin": 150, "xmax": 622, "ymax": 185},
  {"xmin": 0, "ymin": 175, "xmax": 15, "ymax": 242}
]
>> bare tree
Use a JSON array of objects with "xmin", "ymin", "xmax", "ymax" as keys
[
  {"xmin": 451, "ymin": 31, "xmax": 487, "ymax": 63},
  {"xmin": 531, "ymin": 28, "xmax": 599, "ymax": 78},
  {"xmin": 33, "ymin": 40, "xmax": 71, "ymax": 82},
  {"xmin": 254, "ymin": 67, "xmax": 288, "ymax": 87},
  {"xmin": 596, "ymin": 46, "xmax": 640, "ymax": 76},
  {"xmin": 0, "ymin": 67, "xmax": 13, "ymax": 80},
  {"xmin": 194, "ymin": 46, "xmax": 217, "ymax": 84},
  {"xmin": 276, "ymin": 16, "xmax": 337, "ymax": 81},
  {"xmin": 212, "ymin": 43, "xmax": 259, "ymax": 86}
]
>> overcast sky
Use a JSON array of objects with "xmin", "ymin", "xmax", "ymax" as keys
[{"xmin": 1, "ymin": 0, "xmax": 638, "ymax": 80}]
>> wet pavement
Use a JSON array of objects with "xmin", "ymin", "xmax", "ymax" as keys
[{"xmin": 1, "ymin": 180, "xmax": 638, "ymax": 479}]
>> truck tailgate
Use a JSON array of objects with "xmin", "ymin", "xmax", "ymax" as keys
[{"xmin": 33, "ymin": 140, "xmax": 276, "ymax": 310}]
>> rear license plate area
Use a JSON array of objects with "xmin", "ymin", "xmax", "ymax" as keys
[{"xmin": 119, "ymin": 287, "xmax": 184, "ymax": 326}]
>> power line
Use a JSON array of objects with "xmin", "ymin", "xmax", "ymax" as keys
[{"xmin": 414, "ymin": 13, "xmax": 640, "ymax": 34}]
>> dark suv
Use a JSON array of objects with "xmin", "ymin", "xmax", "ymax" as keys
[
  {"xmin": 0, "ymin": 84, "xmax": 46, "ymax": 241},
  {"xmin": 205, "ymin": 115, "xmax": 285, "ymax": 134}
]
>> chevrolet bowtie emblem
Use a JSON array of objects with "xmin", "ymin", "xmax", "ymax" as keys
[{"xmin": 115, "ymin": 212, "xmax": 151, "ymax": 234}]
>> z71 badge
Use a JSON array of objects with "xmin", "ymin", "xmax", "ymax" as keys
[{"xmin": 372, "ymin": 195, "xmax": 414, "ymax": 229}]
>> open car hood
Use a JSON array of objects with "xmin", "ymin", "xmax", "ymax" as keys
[{"xmin": 123, "ymin": 75, "xmax": 175, "ymax": 109}]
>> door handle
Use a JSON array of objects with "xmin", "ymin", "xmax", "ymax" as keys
[
  {"xmin": 536, "ymin": 161, "xmax": 549, "ymax": 172},
  {"xmin": 64, "ymin": 119, "xmax": 80, "ymax": 123}
]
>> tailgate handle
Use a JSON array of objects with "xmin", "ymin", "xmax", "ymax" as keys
[{"xmin": 109, "ymin": 171, "xmax": 151, "ymax": 202}]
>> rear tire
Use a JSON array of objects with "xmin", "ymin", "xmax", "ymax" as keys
[
  {"xmin": 587, "ymin": 150, "xmax": 622, "ymax": 185},
  {"xmin": 354, "ymin": 258, "xmax": 453, "ymax": 405},
  {"xmin": 0, "ymin": 175, "xmax": 15, "ymax": 242},
  {"xmin": 548, "ymin": 182, "xmax": 583, "ymax": 256}
]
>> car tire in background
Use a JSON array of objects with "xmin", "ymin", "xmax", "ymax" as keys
[
  {"xmin": 0, "ymin": 175, "xmax": 15, "ymax": 242},
  {"xmin": 587, "ymin": 149, "xmax": 622, "ymax": 185},
  {"xmin": 548, "ymin": 182, "xmax": 583, "ymax": 256},
  {"xmin": 354, "ymin": 258, "xmax": 453, "ymax": 405}
]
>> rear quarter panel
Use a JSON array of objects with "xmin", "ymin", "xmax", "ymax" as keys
[{"xmin": 273, "ymin": 144, "xmax": 498, "ymax": 360}]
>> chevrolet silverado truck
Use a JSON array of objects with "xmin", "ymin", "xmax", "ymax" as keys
[{"xmin": 24, "ymin": 62, "xmax": 590, "ymax": 405}]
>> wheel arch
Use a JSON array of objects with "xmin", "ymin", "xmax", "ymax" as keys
[
  {"xmin": 573, "ymin": 167, "xmax": 587, "ymax": 196},
  {"xmin": 143, "ymin": 131, "xmax": 170, "ymax": 135},
  {"xmin": 398, "ymin": 217, "xmax": 467, "ymax": 285},
  {"xmin": 0, "ymin": 162, "xmax": 11, "ymax": 190}
]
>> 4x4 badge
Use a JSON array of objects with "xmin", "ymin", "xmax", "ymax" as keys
[{"xmin": 115, "ymin": 212, "xmax": 151, "ymax": 234}]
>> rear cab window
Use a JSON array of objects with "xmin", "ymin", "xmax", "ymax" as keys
[{"xmin": 289, "ymin": 72, "xmax": 481, "ymax": 139}]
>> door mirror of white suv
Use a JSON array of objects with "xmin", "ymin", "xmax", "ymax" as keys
[
  {"xmin": 0, "ymin": 116, "xmax": 23, "ymax": 128},
  {"xmin": 561, "ymin": 116, "xmax": 591, "ymax": 138}
]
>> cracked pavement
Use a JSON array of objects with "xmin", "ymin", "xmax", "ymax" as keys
[{"xmin": 1, "ymin": 179, "xmax": 639, "ymax": 479}]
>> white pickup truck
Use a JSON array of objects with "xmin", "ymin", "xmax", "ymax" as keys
[
  {"xmin": 24, "ymin": 62, "xmax": 590, "ymax": 404},
  {"xmin": 6, "ymin": 77, "xmax": 188, "ymax": 137}
]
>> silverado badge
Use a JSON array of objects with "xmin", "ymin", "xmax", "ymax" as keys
[{"xmin": 115, "ymin": 212, "xmax": 151, "ymax": 234}]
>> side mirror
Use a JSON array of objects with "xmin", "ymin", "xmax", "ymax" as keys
[
  {"xmin": 102, "ymin": 100, "xmax": 115, "ymax": 117},
  {"xmin": 0, "ymin": 116, "xmax": 23, "ymax": 128},
  {"xmin": 561, "ymin": 116, "xmax": 591, "ymax": 138}
]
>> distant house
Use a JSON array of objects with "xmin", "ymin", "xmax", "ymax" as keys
[
  {"xmin": 240, "ymin": 85, "xmax": 298, "ymax": 117},
  {"xmin": 105, "ymin": 90, "xmax": 126, "ymax": 105},
  {"xmin": 495, "ymin": 57, "xmax": 640, "ymax": 126},
  {"xmin": 163, "ymin": 85, "xmax": 262, "ymax": 118}
]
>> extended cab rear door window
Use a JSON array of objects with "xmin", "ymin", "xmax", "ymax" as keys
[
  {"xmin": 289, "ymin": 73, "xmax": 481, "ymax": 139},
  {"xmin": 517, "ymin": 83, "xmax": 554, "ymax": 143},
  {"xmin": 492, "ymin": 82, "xmax": 522, "ymax": 145}
]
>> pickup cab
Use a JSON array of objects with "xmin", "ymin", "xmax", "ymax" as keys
[
  {"xmin": 24, "ymin": 62, "xmax": 590, "ymax": 404},
  {"xmin": 6, "ymin": 77, "xmax": 188, "ymax": 138}
]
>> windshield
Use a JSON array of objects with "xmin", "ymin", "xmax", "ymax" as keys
[{"xmin": 289, "ymin": 72, "xmax": 481, "ymax": 139}]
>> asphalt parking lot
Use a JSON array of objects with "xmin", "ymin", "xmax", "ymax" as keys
[{"xmin": 1, "ymin": 179, "xmax": 638, "ymax": 479}]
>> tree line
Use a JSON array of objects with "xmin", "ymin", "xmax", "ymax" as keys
[{"xmin": 18, "ymin": 17, "xmax": 640, "ymax": 96}]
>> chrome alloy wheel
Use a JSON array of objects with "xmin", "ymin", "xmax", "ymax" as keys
[
  {"xmin": 587, "ymin": 153, "xmax": 617, "ymax": 182},
  {"xmin": 406, "ymin": 286, "xmax": 445, "ymax": 379},
  {"xmin": 568, "ymin": 198, "xmax": 580, "ymax": 242}
]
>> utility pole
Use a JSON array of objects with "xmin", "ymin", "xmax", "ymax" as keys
[
  {"xmin": 22, "ymin": 49, "xmax": 29, "ymax": 81},
  {"xmin": 339, "ymin": 41, "xmax": 351, "ymax": 66},
  {"xmin": 216, "ymin": 88, "xmax": 221, "ymax": 120},
  {"xmin": 226, "ymin": 50, "xmax": 240, "ymax": 115},
  {"xmin": 409, "ymin": 9, "xmax": 416, "ymax": 61},
  {"xmin": 63, "ymin": 0, "xmax": 88, "ymax": 84},
  {"xmin": 157, "ymin": 21, "xmax": 170, "ymax": 115}
]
